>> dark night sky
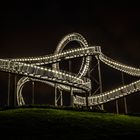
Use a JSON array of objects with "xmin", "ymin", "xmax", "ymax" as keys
[{"xmin": 0, "ymin": 1, "xmax": 140, "ymax": 112}]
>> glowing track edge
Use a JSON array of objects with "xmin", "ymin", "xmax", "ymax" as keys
[{"xmin": 0, "ymin": 33, "xmax": 140, "ymax": 106}]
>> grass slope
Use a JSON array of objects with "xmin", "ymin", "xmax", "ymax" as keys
[{"xmin": 0, "ymin": 108, "xmax": 140, "ymax": 139}]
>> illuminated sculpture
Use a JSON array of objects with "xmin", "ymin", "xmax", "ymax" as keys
[{"xmin": 0, "ymin": 33, "xmax": 140, "ymax": 111}]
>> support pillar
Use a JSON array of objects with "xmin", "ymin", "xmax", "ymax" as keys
[
  {"xmin": 54, "ymin": 83, "xmax": 57, "ymax": 106},
  {"xmin": 88, "ymin": 69, "xmax": 92, "ymax": 109},
  {"xmin": 97, "ymin": 56, "xmax": 104, "ymax": 110},
  {"xmin": 69, "ymin": 60, "xmax": 74, "ymax": 107},
  {"xmin": 7, "ymin": 72, "xmax": 11, "ymax": 106},
  {"xmin": 124, "ymin": 96, "xmax": 128, "ymax": 114},
  {"xmin": 60, "ymin": 90, "xmax": 63, "ymax": 106},
  {"xmin": 32, "ymin": 81, "xmax": 35, "ymax": 105},
  {"xmin": 88, "ymin": 69, "xmax": 92, "ymax": 96},
  {"xmin": 115, "ymin": 100, "xmax": 119, "ymax": 114},
  {"xmin": 70, "ymin": 86, "xmax": 74, "ymax": 107},
  {"xmin": 121, "ymin": 72, "xmax": 128, "ymax": 114},
  {"xmin": 85, "ymin": 92, "xmax": 89, "ymax": 109},
  {"xmin": 14, "ymin": 75, "xmax": 17, "ymax": 107},
  {"xmin": 69, "ymin": 60, "xmax": 72, "ymax": 72}
]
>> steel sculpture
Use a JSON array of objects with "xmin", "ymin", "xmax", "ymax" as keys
[{"xmin": 0, "ymin": 33, "xmax": 139, "ymax": 110}]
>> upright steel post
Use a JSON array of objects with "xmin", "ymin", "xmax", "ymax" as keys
[
  {"xmin": 32, "ymin": 81, "xmax": 35, "ymax": 105},
  {"xmin": 85, "ymin": 92, "xmax": 89, "ymax": 108},
  {"xmin": 121, "ymin": 72, "xmax": 128, "ymax": 114},
  {"xmin": 88, "ymin": 68, "xmax": 92, "ymax": 96},
  {"xmin": 7, "ymin": 72, "xmax": 11, "ymax": 106},
  {"xmin": 124, "ymin": 97, "xmax": 127, "ymax": 114},
  {"xmin": 88, "ymin": 64, "xmax": 93, "ymax": 110},
  {"xmin": 14, "ymin": 74, "xmax": 17, "ymax": 107},
  {"xmin": 97, "ymin": 56, "xmax": 104, "ymax": 110},
  {"xmin": 60, "ymin": 90, "xmax": 63, "ymax": 106},
  {"xmin": 115, "ymin": 99, "xmax": 119, "ymax": 114},
  {"xmin": 70, "ymin": 86, "xmax": 74, "ymax": 107},
  {"xmin": 69, "ymin": 60, "xmax": 74, "ymax": 107},
  {"xmin": 69, "ymin": 60, "xmax": 72, "ymax": 72},
  {"xmin": 54, "ymin": 83, "xmax": 57, "ymax": 106}
]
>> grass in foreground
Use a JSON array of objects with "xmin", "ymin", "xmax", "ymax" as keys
[{"xmin": 0, "ymin": 107, "xmax": 140, "ymax": 139}]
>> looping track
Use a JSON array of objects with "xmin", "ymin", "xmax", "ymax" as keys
[{"xmin": 0, "ymin": 33, "xmax": 140, "ymax": 106}]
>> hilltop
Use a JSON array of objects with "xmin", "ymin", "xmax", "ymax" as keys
[{"xmin": 0, "ymin": 107, "xmax": 140, "ymax": 139}]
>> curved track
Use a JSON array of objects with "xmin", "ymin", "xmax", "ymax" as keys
[{"xmin": 0, "ymin": 33, "xmax": 140, "ymax": 106}]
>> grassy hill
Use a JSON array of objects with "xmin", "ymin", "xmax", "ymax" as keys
[{"xmin": 0, "ymin": 107, "xmax": 140, "ymax": 139}]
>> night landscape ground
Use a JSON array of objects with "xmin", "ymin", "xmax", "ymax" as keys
[{"xmin": 0, "ymin": 107, "xmax": 140, "ymax": 139}]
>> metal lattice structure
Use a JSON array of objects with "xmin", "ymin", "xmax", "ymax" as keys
[{"xmin": 0, "ymin": 33, "xmax": 140, "ymax": 110}]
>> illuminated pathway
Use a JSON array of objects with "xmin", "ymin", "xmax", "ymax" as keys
[{"xmin": 0, "ymin": 33, "xmax": 140, "ymax": 110}]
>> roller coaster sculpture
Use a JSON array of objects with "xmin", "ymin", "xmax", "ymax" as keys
[{"xmin": 0, "ymin": 33, "xmax": 140, "ymax": 108}]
